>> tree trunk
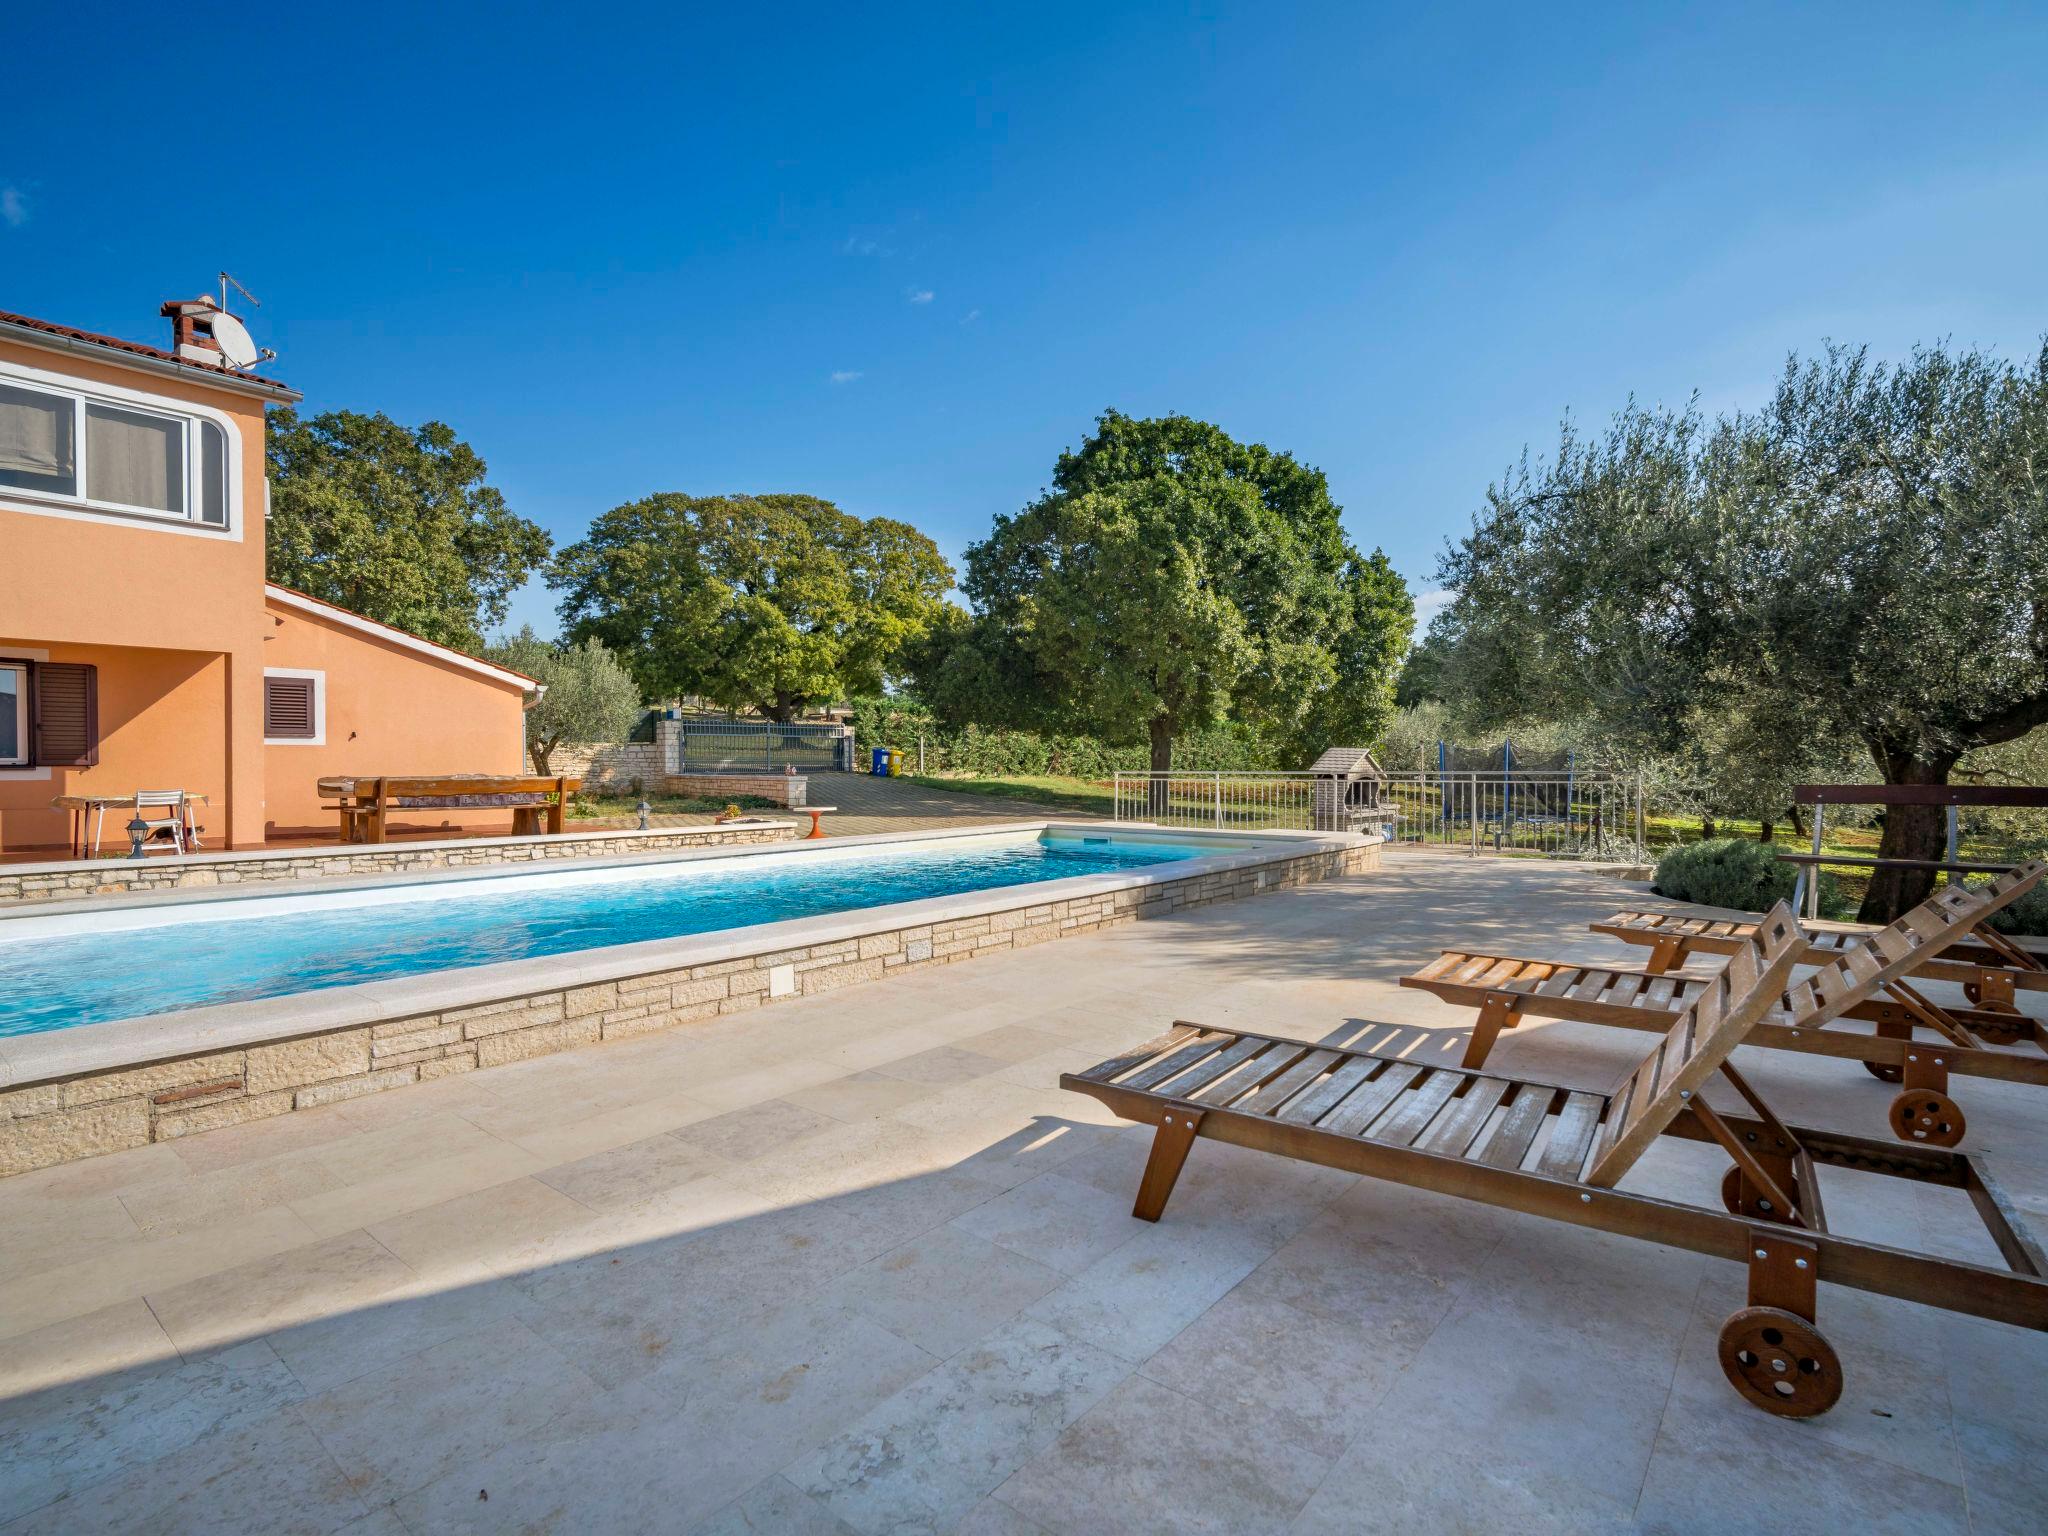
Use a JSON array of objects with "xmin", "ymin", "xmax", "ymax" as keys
[
  {"xmin": 530, "ymin": 735, "xmax": 556, "ymax": 774},
  {"xmin": 1857, "ymin": 750, "xmax": 1960, "ymax": 923},
  {"xmin": 1757, "ymin": 820, "xmax": 1774, "ymax": 844},
  {"xmin": 1146, "ymin": 715, "xmax": 1174, "ymax": 818},
  {"xmin": 1788, "ymin": 803, "xmax": 1806, "ymax": 840}
]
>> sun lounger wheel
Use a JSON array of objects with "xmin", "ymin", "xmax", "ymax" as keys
[
  {"xmin": 1718, "ymin": 1307, "xmax": 1843, "ymax": 1417},
  {"xmin": 1888, "ymin": 1089, "xmax": 1965, "ymax": 1147},
  {"xmin": 1862, "ymin": 1059, "xmax": 1903, "ymax": 1083}
]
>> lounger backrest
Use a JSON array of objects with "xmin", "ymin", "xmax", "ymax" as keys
[
  {"xmin": 1583, "ymin": 902, "xmax": 1808, "ymax": 1187},
  {"xmin": 1780, "ymin": 858, "xmax": 2048, "ymax": 1029}
]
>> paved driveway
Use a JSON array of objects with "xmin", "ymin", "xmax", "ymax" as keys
[{"xmin": 636, "ymin": 771, "xmax": 1098, "ymax": 839}]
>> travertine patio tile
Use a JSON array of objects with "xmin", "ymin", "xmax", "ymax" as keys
[
  {"xmin": 295, "ymin": 1319, "xmax": 601, "ymax": 1506},
  {"xmin": 0, "ymin": 1298, "xmax": 177, "ymax": 1400},
  {"xmin": 692, "ymin": 1474, "xmax": 861, "ymax": 1535},
  {"xmin": 145, "ymin": 1228, "xmax": 421, "ymax": 1356},
  {"xmin": 820, "ymin": 1222, "xmax": 1064, "ymax": 1358},
  {"xmin": 872, "ymin": 1043, "xmax": 1015, "ymax": 1086},
  {"xmin": 0, "ymin": 1202, "xmax": 317, "ymax": 1343},
  {"xmin": 785, "ymin": 1068, "xmax": 943, "ymax": 1124},
  {"xmin": 1, "ymin": 1406, "xmax": 370, "ymax": 1536},
  {"xmin": 996, "ymin": 1373, "xmax": 1332, "ymax": 1535},
  {"xmin": 790, "ymin": 1317, "xmax": 1131, "ymax": 1533},
  {"xmin": 395, "ymin": 1299, "xmax": 934, "ymax": 1534},
  {"xmin": 948, "ymin": 1168, "xmax": 1145, "ymax": 1275},
  {"xmin": 0, "ymin": 1337, "xmax": 304, "ymax": 1527},
  {"xmin": 0, "ymin": 1190, "xmax": 139, "ymax": 1285},
  {"xmin": 7, "ymin": 854, "xmax": 2047, "ymax": 1531},
  {"xmin": 363, "ymin": 1175, "xmax": 596, "ymax": 1284},
  {"xmin": 1137, "ymin": 1286, "xmax": 1414, "ymax": 1459},
  {"xmin": 287, "ymin": 1137, "xmax": 548, "ymax": 1240},
  {"xmin": 1632, "ymin": 1392, "xmax": 1970, "ymax": 1535},
  {"xmin": 535, "ymin": 1130, "xmax": 715, "ymax": 1209},
  {"xmin": 670, "ymin": 1097, "xmax": 842, "ymax": 1162}
]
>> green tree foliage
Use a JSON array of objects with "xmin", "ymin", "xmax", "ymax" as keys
[
  {"xmin": 549, "ymin": 494, "xmax": 955, "ymax": 721},
  {"xmin": 484, "ymin": 627, "xmax": 643, "ymax": 773},
  {"xmin": 923, "ymin": 411, "xmax": 1412, "ymax": 773},
  {"xmin": 266, "ymin": 409, "xmax": 551, "ymax": 650},
  {"xmin": 1425, "ymin": 341, "xmax": 2048, "ymax": 920}
]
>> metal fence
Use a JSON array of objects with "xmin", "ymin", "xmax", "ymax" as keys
[
  {"xmin": 667, "ymin": 719, "xmax": 855, "ymax": 774},
  {"xmin": 1110, "ymin": 769, "xmax": 1643, "ymax": 856},
  {"xmin": 1381, "ymin": 772, "xmax": 1642, "ymax": 856},
  {"xmin": 1110, "ymin": 772, "xmax": 1392, "ymax": 833}
]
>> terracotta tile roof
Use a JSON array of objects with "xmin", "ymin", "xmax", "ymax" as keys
[{"xmin": 0, "ymin": 308, "xmax": 296, "ymax": 395}]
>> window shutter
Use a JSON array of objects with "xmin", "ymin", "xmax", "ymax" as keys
[
  {"xmin": 31, "ymin": 663, "xmax": 98, "ymax": 767},
  {"xmin": 265, "ymin": 676, "xmax": 317, "ymax": 739}
]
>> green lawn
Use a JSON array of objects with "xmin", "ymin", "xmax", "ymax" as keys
[{"xmin": 901, "ymin": 774, "xmax": 1116, "ymax": 816}]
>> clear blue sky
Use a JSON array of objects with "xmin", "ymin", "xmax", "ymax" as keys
[{"xmin": 7, "ymin": 2, "xmax": 2045, "ymax": 638}]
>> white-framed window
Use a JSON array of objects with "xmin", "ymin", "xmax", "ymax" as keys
[
  {"xmin": 264, "ymin": 669, "xmax": 325, "ymax": 745},
  {"xmin": 0, "ymin": 662, "xmax": 26, "ymax": 767},
  {"xmin": 0, "ymin": 366, "xmax": 234, "ymax": 529}
]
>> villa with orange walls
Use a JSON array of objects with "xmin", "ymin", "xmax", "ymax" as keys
[{"xmin": 0, "ymin": 301, "xmax": 536, "ymax": 854}]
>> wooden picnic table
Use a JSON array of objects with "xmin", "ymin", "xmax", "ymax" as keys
[
  {"xmin": 51, "ymin": 792, "xmax": 208, "ymax": 858},
  {"xmin": 317, "ymin": 775, "xmax": 579, "ymax": 844}
]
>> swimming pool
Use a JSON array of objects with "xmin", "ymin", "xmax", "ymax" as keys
[{"xmin": 0, "ymin": 828, "xmax": 1241, "ymax": 1035}]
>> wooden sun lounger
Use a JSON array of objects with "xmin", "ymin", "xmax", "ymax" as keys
[
  {"xmin": 1593, "ymin": 904, "xmax": 2048, "ymax": 1017},
  {"xmin": 1401, "ymin": 861, "xmax": 2048, "ymax": 1148},
  {"xmin": 1062, "ymin": 904, "xmax": 2048, "ymax": 1418}
]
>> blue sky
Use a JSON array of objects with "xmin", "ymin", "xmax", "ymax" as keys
[{"xmin": 7, "ymin": 2, "xmax": 2046, "ymax": 639}]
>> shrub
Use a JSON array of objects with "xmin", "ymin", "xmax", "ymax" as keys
[
  {"xmin": 1652, "ymin": 837, "xmax": 1846, "ymax": 915},
  {"xmin": 1974, "ymin": 878, "xmax": 2048, "ymax": 938}
]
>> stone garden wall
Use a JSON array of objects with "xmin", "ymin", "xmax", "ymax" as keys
[{"xmin": 0, "ymin": 822, "xmax": 799, "ymax": 907}]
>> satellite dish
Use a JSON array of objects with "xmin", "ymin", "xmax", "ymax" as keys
[{"xmin": 210, "ymin": 311, "xmax": 259, "ymax": 369}]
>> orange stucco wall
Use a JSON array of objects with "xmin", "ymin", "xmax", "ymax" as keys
[
  {"xmin": 0, "ymin": 334, "xmax": 270, "ymax": 850},
  {"xmin": 260, "ymin": 601, "xmax": 529, "ymax": 838},
  {"xmin": 0, "ymin": 330, "xmax": 531, "ymax": 853}
]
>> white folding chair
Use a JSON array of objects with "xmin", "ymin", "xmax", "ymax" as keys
[{"xmin": 129, "ymin": 790, "xmax": 190, "ymax": 855}]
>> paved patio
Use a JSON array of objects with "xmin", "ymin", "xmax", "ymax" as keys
[{"xmin": 1, "ymin": 853, "xmax": 2043, "ymax": 1533}]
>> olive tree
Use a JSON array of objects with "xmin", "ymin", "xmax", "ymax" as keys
[
  {"xmin": 1427, "ymin": 341, "xmax": 2048, "ymax": 920},
  {"xmin": 485, "ymin": 627, "xmax": 643, "ymax": 774}
]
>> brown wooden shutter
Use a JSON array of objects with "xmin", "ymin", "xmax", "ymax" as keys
[
  {"xmin": 265, "ymin": 675, "xmax": 317, "ymax": 739},
  {"xmin": 31, "ymin": 662, "xmax": 98, "ymax": 767}
]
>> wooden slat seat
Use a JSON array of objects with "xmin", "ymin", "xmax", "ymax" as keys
[
  {"xmin": 1402, "ymin": 860, "xmax": 2048, "ymax": 1146},
  {"xmin": 1061, "ymin": 902, "xmax": 2048, "ymax": 1419}
]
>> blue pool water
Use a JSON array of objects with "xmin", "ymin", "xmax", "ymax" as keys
[{"xmin": 0, "ymin": 832, "xmax": 1228, "ymax": 1035}]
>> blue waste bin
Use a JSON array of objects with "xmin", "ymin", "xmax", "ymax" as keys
[{"xmin": 871, "ymin": 747, "xmax": 890, "ymax": 776}]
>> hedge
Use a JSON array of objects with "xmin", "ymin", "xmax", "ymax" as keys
[
  {"xmin": 844, "ymin": 698, "xmax": 1286, "ymax": 778},
  {"xmin": 1651, "ymin": 837, "xmax": 1847, "ymax": 917}
]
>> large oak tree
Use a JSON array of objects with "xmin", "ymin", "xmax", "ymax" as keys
[
  {"xmin": 923, "ymin": 411, "xmax": 1411, "ymax": 774},
  {"xmin": 266, "ymin": 409, "xmax": 551, "ymax": 650},
  {"xmin": 549, "ymin": 493, "xmax": 954, "ymax": 720}
]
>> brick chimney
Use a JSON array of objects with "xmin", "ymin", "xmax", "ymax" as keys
[{"xmin": 160, "ymin": 296, "xmax": 227, "ymax": 365}]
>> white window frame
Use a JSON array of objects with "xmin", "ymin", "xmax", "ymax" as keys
[
  {"xmin": 0, "ymin": 660, "xmax": 27, "ymax": 767},
  {"xmin": 0, "ymin": 358, "xmax": 242, "ymax": 539},
  {"xmin": 263, "ymin": 668, "xmax": 326, "ymax": 746}
]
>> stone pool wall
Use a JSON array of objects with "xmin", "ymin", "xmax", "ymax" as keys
[
  {"xmin": 0, "ymin": 838, "xmax": 1378, "ymax": 1176},
  {"xmin": 0, "ymin": 822, "xmax": 800, "ymax": 907}
]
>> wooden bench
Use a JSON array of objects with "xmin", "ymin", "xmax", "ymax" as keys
[
  {"xmin": 320, "ymin": 775, "xmax": 579, "ymax": 844},
  {"xmin": 1402, "ymin": 861, "xmax": 2048, "ymax": 1147},
  {"xmin": 1063, "ymin": 904, "xmax": 2048, "ymax": 1418}
]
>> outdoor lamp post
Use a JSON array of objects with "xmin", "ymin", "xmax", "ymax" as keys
[
  {"xmin": 126, "ymin": 813, "xmax": 150, "ymax": 861},
  {"xmin": 636, "ymin": 799, "xmax": 651, "ymax": 831}
]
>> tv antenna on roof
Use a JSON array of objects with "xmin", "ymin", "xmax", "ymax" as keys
[{"xmin": 212, "ymin": 272, "xmax": 276, "ymax": 370}]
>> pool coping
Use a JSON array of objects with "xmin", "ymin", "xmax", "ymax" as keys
[{"xmin": 0, "ymin": 822, "xmax": 1365, "ymax": 1091}]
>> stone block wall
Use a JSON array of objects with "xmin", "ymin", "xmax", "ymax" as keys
[
  {"xmin": 0, "ymin": 822, "xmax": 798, "ymax": 907},
  {"xmin": 0, "ymin": 839, "xmax": 1378, "ymax": 1176},
  {"xmin": 664, "ymin": 772, "xmax": 809, "ymax": 807},
  {"xmin": 542, "ymin": 739, "xmax": 667, "ymax": 791}
]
